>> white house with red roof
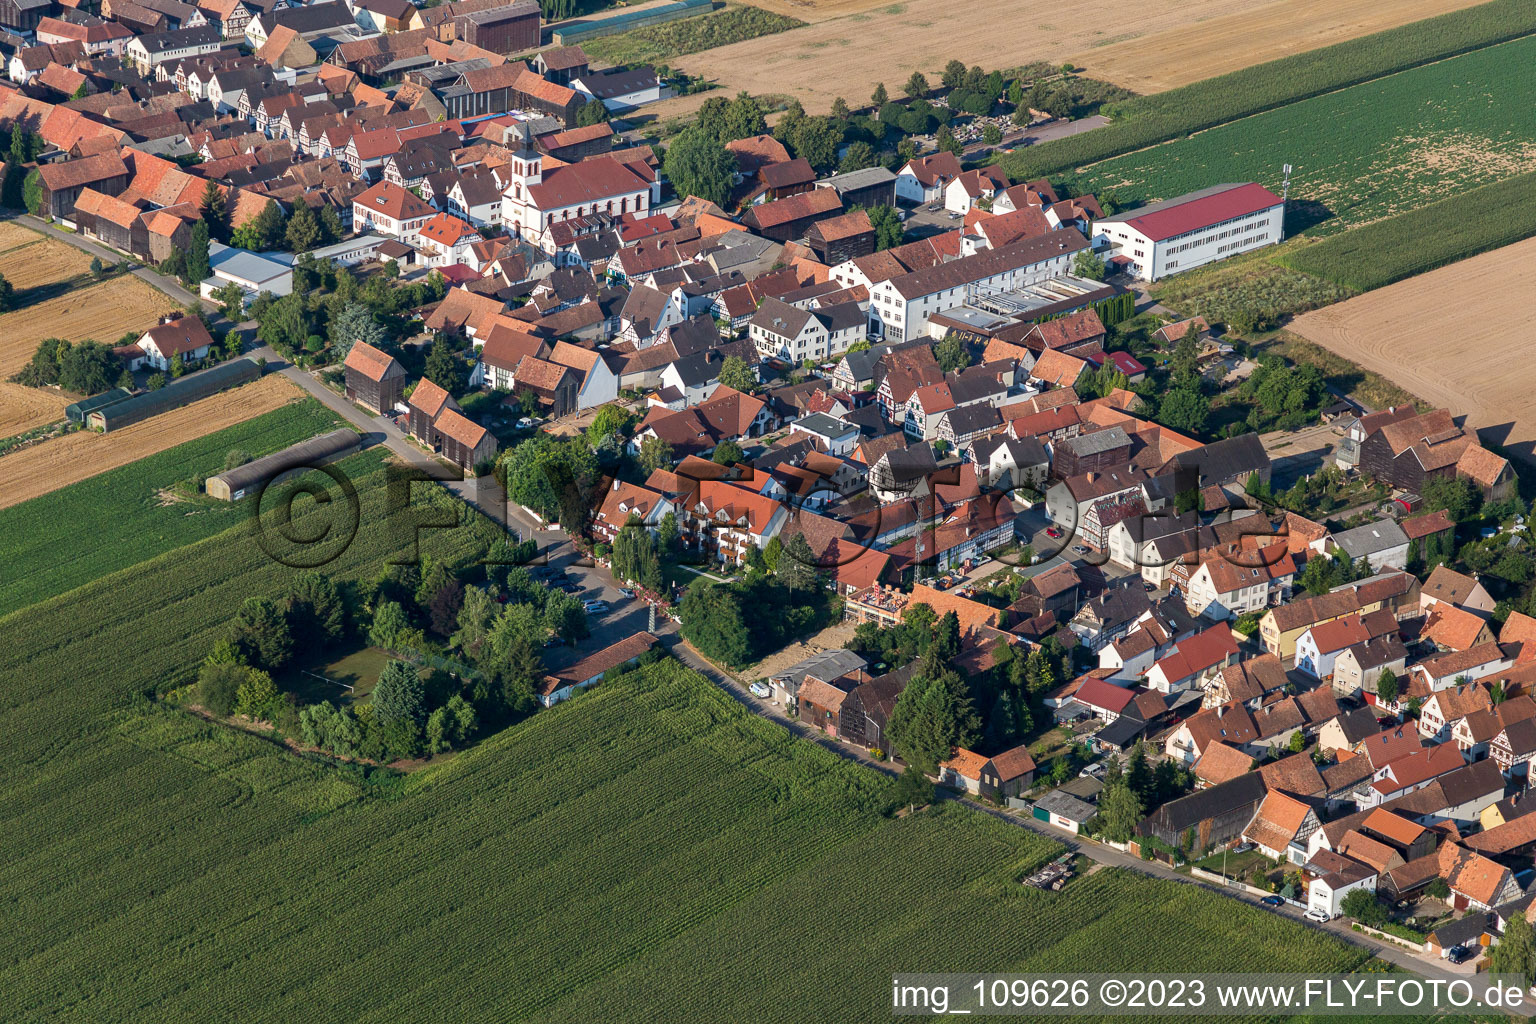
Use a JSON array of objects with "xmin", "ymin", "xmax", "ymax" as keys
[
  {"xmin": 352, "ymin": 180, "xmax": 434, "ymax": 243},
  {"xmin": 129, "ymin": 314, "xmax": 215, "ymax": 371},
  {"xmin": 500, "ymin": 124, "xmax": 650, "ymax": 249},
  {"xmin": 593, "ymin": 479, "xmax": 674, "ymax": 544},
  {"xmin": 894, "ymin": 151, "xmax": 962, "ymax": 205},
  {"xmin": 415, "ymin": 212, "xmax": 480, "ymax": 268},
  {"xmin": 1092, "ymin": 182, "xmax": 1284, "ymax": 281},
  {"xmin": 1144, "ymin": 624, "xmax": 1241, "ymax": 693}
]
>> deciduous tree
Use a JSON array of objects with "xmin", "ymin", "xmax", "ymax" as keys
[{"xmin": 662, "ymin": 129, "xmax": 736, "ymax": 207}]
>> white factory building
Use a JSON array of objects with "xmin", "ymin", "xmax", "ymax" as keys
[{"xmin": 1092, "ymin": 182, "xmax": 1285, "ymax": 282}]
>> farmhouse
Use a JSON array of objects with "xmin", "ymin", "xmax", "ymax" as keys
[
  {"xmin": 127, "ymin": 314, "xmax": 216, "ymax": 372},
  {"xmin": 1092, "ymin": 183, "xmax": 1284, "ymax": 282}
]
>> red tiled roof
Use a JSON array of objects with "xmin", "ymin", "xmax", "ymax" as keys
[
  {"xmin": 1106, "ymin": 183, "xmax": 1283, "ymax": 242},
  {"xmin": 343, "ymin": 341, "xmax": 401, "ymax": 382}
]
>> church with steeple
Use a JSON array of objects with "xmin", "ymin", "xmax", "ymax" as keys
[{"xmin": 500, "ymin": 120, "xmax": 651, "ymax": 247}]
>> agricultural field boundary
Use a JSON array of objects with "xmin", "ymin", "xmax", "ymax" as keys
[
  {"xmin": 0, "ymin": 619, "xmax": 1385, "ymax": 1020},
  {"xmin": 0, "ymin": 397, "xmax": 349, "ymax": 618},
  {"xmin": 1002, "ymin": 0, "xmax": 1536, "ymax": 181},
  {"xmin": 1277, "ymin": 170, "xmax": 1536, "ymax": 291}
]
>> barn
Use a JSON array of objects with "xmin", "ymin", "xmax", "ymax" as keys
[
  {"xmin": 343, "ymin": 342, "xmax": 406, "ymax": 415},
  {"xmin": 88, "ymin": 358, "xmax": 261, "ymax": 431},
  {"xmin": 205, "ymin": 429, "xmax": 363, "ymax": 501}
]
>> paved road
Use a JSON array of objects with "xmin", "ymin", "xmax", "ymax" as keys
[{"xmin": 22, "ymin": 211, "xmax": 1500, "ymax": 997}]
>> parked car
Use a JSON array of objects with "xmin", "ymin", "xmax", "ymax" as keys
[
  {"xmin": 1303, "ymin": 908, "xmax": 1331, "ymax": 924},
  {"xmin": 1230, "ymin": 842, "xmax": 1255, "ymax": 854},
  {"xmin": 1446, "ymin": 945, "xmax": 1473, "ymax": 964},
  {"xmin": 748, "ymin": 681, "xmax": 771, "ymax": 698},
  {"xmin": 1142, "ymin": 580, "xmax": 1156, "ymax": 591},
  {"xmin": 1259, "ymin": 896, "xmax": 1285, "ymax": 907},
  {"xmin": 618, "ymin": 588, "xmax": 635, "ymax": 598},
  {"xmin": 1072, "ymin": 545, "xmax": 1089, "ymax": 555},
  {"xmin": 1045, "ymin": 526, "xmax": 1063, "ymax": 538},
  {"xmin": 542, "ymin": 636, "xmax": 563, "ymax": 648},
  {"xmin": 583, "ymin": 600, "xmax": 608, "ymax": 614}
]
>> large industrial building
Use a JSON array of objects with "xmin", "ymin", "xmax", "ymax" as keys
[{"xmin": 1092, "ymin": 182, "xmax": 1285, "ymax": 282}]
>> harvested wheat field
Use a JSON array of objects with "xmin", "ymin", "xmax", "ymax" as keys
[
  {"xmin": 1291, "ymin": 234, "xmax": 1536, "ymax": 461},
  {"xmin": 1070, "ymin": 0, "xmax": 1493, "ymax": 93},
  {"xmin": 0, "ymin": 275, "xmax": 172, "ymax": 378},
  {"xmin": 0, "ymin": 220, "xmax": 44, "ymax": 253},
  {"xmin": 0, "ymin": 374, "xmax": 302, "ymax": 509},
  {"xmin": 0, "ymin": 236, "xmax": 92, "ymax": 289},
  {"xmin": 679, "ymin": 0, "xmax": 1470, "ymax": 113},
  {"xmin": 0, "ymin": 382, "xmax": 69, "ymax": 436}
]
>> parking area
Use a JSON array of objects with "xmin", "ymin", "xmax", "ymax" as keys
[
  {"xmin": 1262, "ymin": 421, "xmax": 1344, "ymax": 491},
  {"xmin": 535, "ymin": 547, "xmax": 674, "ymax": 671}
]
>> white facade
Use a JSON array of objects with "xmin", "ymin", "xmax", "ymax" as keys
[
  {"xmin": 871, "ymin": 256, "xmax": 1072, "ymax": 341},
  {"xmin": 1093, "ymin": 197, "xmax": 1284, "ymax": 282},
  {"xmin": 500, "ymin": 143, "xmax": 649, "ymax": 246}
]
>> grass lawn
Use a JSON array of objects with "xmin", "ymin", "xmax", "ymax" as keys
[
  {"xmin": 281, "ymin": 645, "xmax": 394, "ymax": 706},
  {"xmin": 1193, "ymin": 848, "xmax": 1270, "ymax": 880}
]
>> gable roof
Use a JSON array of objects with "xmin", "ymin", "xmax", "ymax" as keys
[{"xmin": 343, "ymin": 341, "xmax": 402, "ymax": 382}]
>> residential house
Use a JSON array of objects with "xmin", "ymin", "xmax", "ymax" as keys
[
  {"xmin": 937, "ymin": 745, "xmax": 1037, "ymax": 799},
  {"xmin": 1328, "ymin": 518, "xmax": 1410, "ymax": 573},
  {"xmin": 1331, "ymin": 634, "xmax": 1409, "ymax": 699},
  {"xmin": 128, "ymin": 314, "xmax": 215, "ymax": 371},
  {"xmin": 1143, "ymin": 624, "xmax": 1240, "ymax": 693},
  {"xmin": 1242, "ymin": 791, "xmax": 1321, "ymax": 862},
  {"xmin": 1421, "ymin": 565, "xmax": 1496, "ymax": 617},
  {"xmin": 1493, "ymin": 719, "xmax": 1536, "ymax": 778}
]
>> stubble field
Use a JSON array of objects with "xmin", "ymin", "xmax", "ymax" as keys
[
  {"xmin": 0, "ymin": 225, "xmax": 179, "ymax": 436},
  {"xmin": 1290, "ymin": 234, "xmax": 1536, "ymax": 460},
  {"xmin": 660, "ymin": 0, "xmax": 1492, "ymax": 115},
  {"xmin": 1068, "ymin": 0, "xmax": 1492, "ymax": 93},
  {"xmin": 0, "ymin": 373, "xmax": 302, "ymax": 509},
  {"xmin": 0, "ymin": 273, "xmax": 174, "ymax": 378},
  {"xmin": 0, "ymin": 235, "xmax": 93, "ymax": 288}
]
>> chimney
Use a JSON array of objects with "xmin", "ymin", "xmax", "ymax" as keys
[{"xmin": 612, "ymin": 479, "xmax": 620, "ymax": 491}]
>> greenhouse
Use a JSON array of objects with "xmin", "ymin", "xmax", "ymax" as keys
[
  {"xmin": 88, "ymin": 358, "xmax": 261, "ymax": 432},
  {"xmin": 205, "ymin": 429, "xmax": 364, "ymax": 501}
]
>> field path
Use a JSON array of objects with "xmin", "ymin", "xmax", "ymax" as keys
[
  {"xmin": 0, "ymin": 374, "xmax": 302, "ymax": 509},
  {"xmin": 1291, "ymin": 234, "xmax": 1536, "ymax": 461}
]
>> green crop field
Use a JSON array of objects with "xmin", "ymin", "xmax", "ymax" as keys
[
  {"xmin": 1278, "ymin": 168, "xmax": 1536, "ymax": 290},
  {"xmin": 1072, "ymin": 34, "xmax": 1536, "ymax": 238},
  {"xmin": 0, "ymin": 613, "xmax": 1390, "ymax": 1024},
  {"xmin": 1001, "ymin": 0, "xmax": 1536, "ymax": 182},
  {"xmin": 580, "ymin": 3, "xmax": 804, "ymax": 66},
  {"xmin": 0, "ymin": 398, "xmax": 350, "ymax": 618}
]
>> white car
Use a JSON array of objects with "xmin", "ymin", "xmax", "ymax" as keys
[
  {"xmin": 618, "ymin": 588, "xmax": 635, "ymax": 598},
  {"xmin": 1303, "ymin": 908, "xmax": 1331, "ymax": 924},
  {"xmin": 748, "ymin": 681, "xmax": 771, "ymax": 698},
  {"xmin": 582, "ymin": 600, "xmax": 608, "ymax": 614}
]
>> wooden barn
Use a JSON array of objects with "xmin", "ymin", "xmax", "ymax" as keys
[{"xmin": 343, "ymin": 341, "xmax": 405, "ymax": 414}]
